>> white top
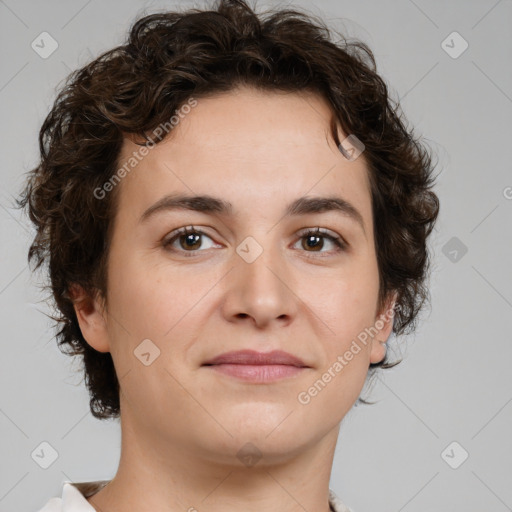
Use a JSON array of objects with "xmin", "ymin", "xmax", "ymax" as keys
[{"xmin": 36, "ymin": 481, "xmax": 355, "ymax": 512}]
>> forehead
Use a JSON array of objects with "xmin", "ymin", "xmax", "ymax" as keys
[{"xmin": 115, "ymin": 86, "xmax": 372, "ymax": 227}]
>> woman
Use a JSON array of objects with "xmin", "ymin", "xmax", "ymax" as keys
[{"xmin": 19, "ymin": 0, "xmax": 440, "ymax": 510}]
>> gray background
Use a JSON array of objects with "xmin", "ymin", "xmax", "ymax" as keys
[{"xmin": 1, "ymin": 0, "xmax": 511, "ymax": 510}]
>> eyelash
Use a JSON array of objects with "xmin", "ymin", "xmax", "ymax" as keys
[{"xmin": 162, "ymin": 225, "xmax": 347, "ymax": 258}]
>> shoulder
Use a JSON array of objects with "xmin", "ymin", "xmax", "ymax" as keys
[
  {"xmin": 36, "ymin": 480, "xmax": 110, "ymax": 511},
  {"xmin": 329, "ymin": 488, "xmax": 357, "ymax": 512}
]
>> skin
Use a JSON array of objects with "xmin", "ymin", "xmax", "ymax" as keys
[{"xmin": 72, "ymin": 85, "xmax": 395, "ymax": 512}]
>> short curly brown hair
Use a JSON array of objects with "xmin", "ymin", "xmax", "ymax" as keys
[{"xmin": 16, "ymin": 0, "xmax": 439, "ymax": 419}]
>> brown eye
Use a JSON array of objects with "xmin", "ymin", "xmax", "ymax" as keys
[
  {"xmin": 163, "ymin": 226, "xmax": 218, "ymax": 255},
  {"xmin": 302, "ymin": 233, "xmax": 324, "ymax": 251},
  {"xmin": 178, "ymin": 230, "xmax": 202, "ymax": 250},
  {"xmin": 295, "ymin": 228, "xmax": 346, "ymax": 254}
]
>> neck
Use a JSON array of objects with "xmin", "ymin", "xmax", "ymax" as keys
[{"xmin": 87, "ymin": 404, "xmax": 341, "ymax": 512}]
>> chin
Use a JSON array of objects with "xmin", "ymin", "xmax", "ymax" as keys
[
  {"xmin": 221, "ymin": 413, "xmax": 318, "ymax": 451},
  {"xmin": 200, "ymin": 430, "xmax": 316, "ymax": 468}
]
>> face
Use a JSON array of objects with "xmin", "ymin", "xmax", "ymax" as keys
[{"xmin": 75, "ymin": 86, "xmax": 394, "ymax": 466}]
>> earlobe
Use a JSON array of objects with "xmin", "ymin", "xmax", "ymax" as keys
[
  {"xmin": 68, "ymin": 284, "xmax": 111, "ymax": 353},
  {"xmin": 369, "ymin": 292, "xmax": 397, "ymax": 364}
]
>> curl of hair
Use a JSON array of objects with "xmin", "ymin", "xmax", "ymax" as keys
[{"xmin": 16, "ymin": 0, "xmax": 440, "ymax": 418}]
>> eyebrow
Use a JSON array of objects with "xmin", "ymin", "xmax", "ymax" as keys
[{"xmin": 139, "ymin": 193, "xmax": 366, "ymax": 235}]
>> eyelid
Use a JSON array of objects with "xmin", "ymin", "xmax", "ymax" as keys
[
  {"xmin": 295, "ymin": 226, "xmax": 346, "ymax": 244},
  {"xmin": 162, "ymin": 225, "xmax": 219, "ymax": 250}
]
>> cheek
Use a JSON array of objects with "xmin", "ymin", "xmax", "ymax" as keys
[
  {"xmin": 295, "ymin": 344, "xmax": 370, "ymax": 432},
  {"xmin": 107, "ymin": 250, "xmax": 223, "ymax": 352},
  {"xmin": 304, "ymin": 265, "xmax": 379, "ymax": 346},
  {"xmin": 105, "ymin": 258, "xmax": 208, "ymax": 389}
]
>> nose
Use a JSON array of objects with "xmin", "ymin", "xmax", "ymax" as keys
[{"xmin": 220, "ymin": 239, "xmax": 298, "ymax": 329}]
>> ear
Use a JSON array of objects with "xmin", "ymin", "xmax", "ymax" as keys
[
  {"xmin": 68, "ymin": 283, "xmax": 111, "ymax": 353},
  {"xmin": 369, "ymin": 291, "xmax": 397, "ymax": 364}
]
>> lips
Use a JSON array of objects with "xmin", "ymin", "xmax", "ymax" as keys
[
  {"xmin": 202, "ymin": 349, "xmax": 309, "ymax": 383},
  {"xmin": 202, "ymin": 349, "xmax": 308, "ymax": 367}
]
